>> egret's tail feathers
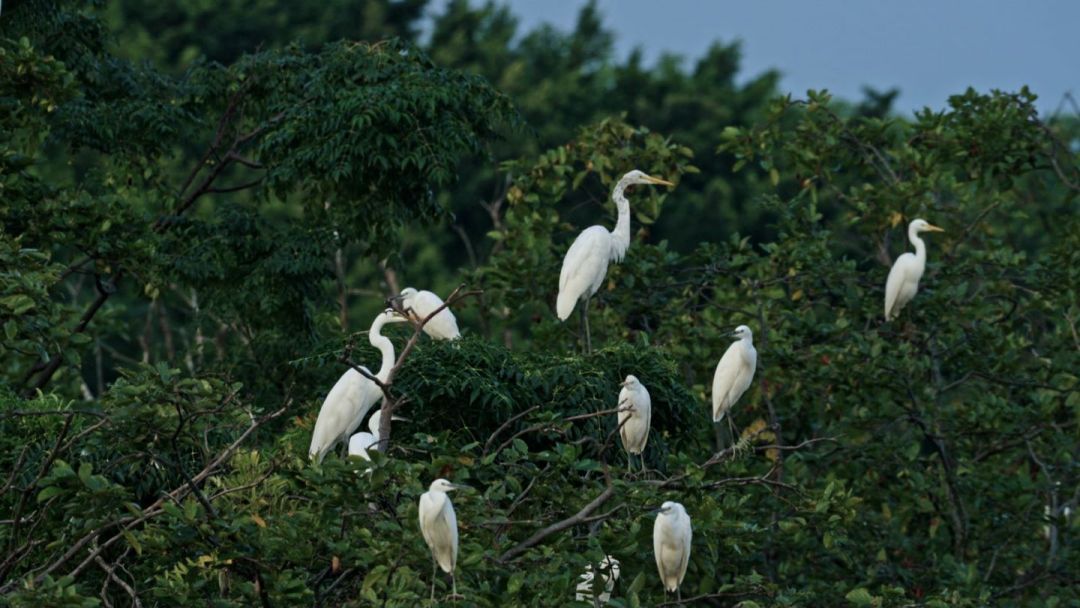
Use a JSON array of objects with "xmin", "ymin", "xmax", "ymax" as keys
[{"xmin": 556, "ymin": 290, "xmax": 577, "ymax": 321}]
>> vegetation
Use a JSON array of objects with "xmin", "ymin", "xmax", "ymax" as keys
[{"xmin": 2, "ymin": 1, "xmax": 1078, "ymax": 606}]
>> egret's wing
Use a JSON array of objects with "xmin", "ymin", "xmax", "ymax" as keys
[
  {"xmin": 413, "ymin": 290, "xmax": 460, "ymax": 340},
  {"xmin": 653, "ymin": 516, "xmax": 665, "ymax": 579},
  {"xmin": 711, "ymin": 345, "xmax": 742, "ymax": 420},
  {"xmin": 347, "ymin": 432, "xmax": 377, "ymax": 459},
  {"xmin": 884, "ymin": 253, "xmax": 914, "ymax": 320},
  {"xmin": 639, "ymin": 386, "xmax": 652, "ymax": 451},
  {"xmin": 419, "ymin": 493, "xmax": 435, "ymax": 547},
  {"xmin": 617, "ymin": 386, "xmax": 633, "ymax": 427},
  {"xmin": 309, "ymin": 369, "xmax": 365, "ymax": 462},
  {"xmin": 428, "ymin": 498, "xmax": 458, "ymax": 573},
  {"xmin": 344, "ymin": 373, "xmax": 381, "ymax": 439},
  {"xmin": 557, "ymin": 226, "xmax": 611, "ymax": 320},
  {"xmin": 676, "ymin": 515, "xmax": 692, "ymax": 583}
]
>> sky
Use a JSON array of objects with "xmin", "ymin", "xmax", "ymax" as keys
[{"xmin": 433, "ymin": 0, "xmax": 1080, "ymax": 117}]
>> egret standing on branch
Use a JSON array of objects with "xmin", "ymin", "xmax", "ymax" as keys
[
  {"xmin": 556, "ymin": 170, "xmax": 674, "ymax": 353},
  {"xmin": 712, "ymin": 325, "xmax": 757, "ymax": 449},
  {"xmin": 308, "ymin": 309, "xmax": 407, "ymax": 463},
  {"xmin": 348, "ymin": 409, "xmax": 407, "ymax": 461},
  {"xmin": 884, "ymin": 218, "xmax": 945, "ymax": 321},
  {"xmin": 617, "ymin": 375, "xmax": 652, "ymax": 473},
  {"xmin": 653, "ymin": 501, "xmax": 692, "ymax": 601},
  {"xmin": 394, "ymin": 287, "xmax": 461, "ymax": 340},
  {"xmin": 419, "ymin": 478, "xmax": 466, "ymax": 601}
]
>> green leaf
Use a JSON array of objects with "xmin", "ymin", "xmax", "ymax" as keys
[{"xmin": 845, "ymin": 588, "xmax": 875, "ymax": 606}]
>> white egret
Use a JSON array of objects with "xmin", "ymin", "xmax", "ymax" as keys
[
  {"xmin": 419, "ymin": 478, "xmax": 466, "ymax": 601},
  {"xmin": 653, "ymin": 501, "xmax": 692, "ymax": 601},
  {"xmin": 884, "ymin": 218, "xmax": 945, "ymax": 321},
  {"xmin": 395, "ymin": 287, "xmax": 460, "ymax": 340},
  {"xmin": 617, "ymin": 375, "xmax": 652, "ymax": 473},
  {"xmin": 712, "ymin": 325, "xmax": 757, "ymax": 448},
  {"xmin": 308, "ymin": 309, "xmax": 407, "ymax": 463},
  {"xmin": 556, "ymin": 170, "xmax": 674, "ymax": 352},
  {"xmin": 574, "ymin": 555, "xmax": 620, "ymax": 604},
  {"xmin": 347, "ymin": 409, "xmax": 408, "ymax": 460}
]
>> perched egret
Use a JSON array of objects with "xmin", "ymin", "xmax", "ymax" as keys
[
  {"xmin": 653, "ymin": 501, "xmax": 692, "ymax": 601},
  {"xmin": 308, "ymin": 309, "xmax": 407, "ymax": 463},
  {"xmin": 394, "ymin": 287, "xmax": 461, "ymax": 340},
  {"xmin": 556, "ymin": 170, "xmax": 674, "ymax": 352},
  {"xmin": 617, "ymin": 375, "xmax": 652, "ymax": 473},
  {"xmin": 712, "ymin": 325, "xmax": 757, "ymax": 448},
  {"xmin": 347, "ymin": 409, "xmax": 408, "ymax": 460},
  {"xmin": 419, "ymin": 478, "xmax": 466, "ymax": 601},
  {"xmin": 574, "ymin": 555, "xmax": 620, "ymax": 604},
  {"xmin": 884, "ymin": 218, "xmax": 945, "ymax": 321}
]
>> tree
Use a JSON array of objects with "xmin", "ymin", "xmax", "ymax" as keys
[{"xmin": 2, "ymin": 0, "xmax": 1078, "ymax": 606}]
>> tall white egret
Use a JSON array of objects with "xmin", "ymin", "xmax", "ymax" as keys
[
  {"xmin": 884, "ymin": 218, "xmax": 945, "ymax": 321},
  {"xmin": 395, "ymin": 287, "xmax": 461, "ymax": 340},
  {"xmin": 419, "ymin": 478, "xmax": 466, "ymax": 601},
  {"xmin": 556, "ymin": 170, "xmax": 674, "ymax": 352},
  {"xmin": 574, "ymin": 555, "xmax": 620, "ymax": 604},
  {"xmin": 653, "ymin": 501, "xmax": 692, "ymax": 601},
  {"xmin": 347, "ymin": 409, "xmax": 408, "ymax": 461},
  {"xmin": 308, "ymin": 309, "xmax": 407, "ymax": 463},
  {"xmin": 712, "ymin": 325, "xmax": 757, "ymax": 448},
  {"xmin": 617, "ymin": 375, "xmax": 651, "ymax": 472}
]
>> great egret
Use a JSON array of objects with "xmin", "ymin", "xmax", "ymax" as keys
[
  {"xmin": 884, "ymin": 218, "xmax": 945, "ymax": 321},
  {"xmin": 395, "ymin": 287, "xmax": 461, "ymax": 340},
  {"xmin": 347, "ymin": 409, "xmax": 408, "ymax": 460},
  {"xmin": 712, "ymin": 325, "xmax": 757, "ymax": 448},
  {"xmin": 653, "ymin": 501, "xmax": 692, "ymax": 601},
  {"xmin": 419, "ymin": 478, "xmax": 466, "ymax": 601},
  {"xmin": 617, "ymin": 375, "xmax": 651, "ymax": 473},
  {"xmin": 556, "ymin": 170, "xmax": 674, "ymax": 352},
  {"xmin": 574, "ymin": 555, "xmax": 620, "ymax": 604},
  {"xmin": 308, "ymin": 309, "xmax": 407, "ymax": 463}
]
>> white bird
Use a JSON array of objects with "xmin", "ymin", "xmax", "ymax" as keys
[
  {"xmin": 395, "ymin": 287, "xmax": 461, "ymax": 340},
  {"xmin": 308, "ymin": 309, "xmax": 407, "ymax": 463},
  {"xmin": 556, "ymin": 170, "xmax": 674, "ymax": 352},
  {"xmin": 712, "ymin": 325, "xmax": 757, "ymax": 448},
  {"xmin": 574, "ymin": 555, "xmax": 620, "ymax": 604},
  {"xmin": 617, "ymin": 375, "xmax": 652, "ymax": 472},
  {"xmin": 884, "ymin": 218, "xmax": 945, "ymax": 321},
  {"xmin": 347, "ymin": 409, "xmax": 408, "ymax": 461},
  {"xmin": 653, "ymin": 501, "xmax": 692, "ymax": 601},
  {"xmin": 419, "ymin": 478, "xmax": 466, "ymax": 601}
]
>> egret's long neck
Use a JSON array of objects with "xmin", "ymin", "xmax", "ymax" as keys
[
  {"xmin": 369, "ymin": 320, "xmax": 396, "ymax": 382},
  {"xmin": 610, "ymin": 178, "xmax": 632, "ymax": 262},
  {"xmin": 908, "ymin": 226, "xmax": 927, "ymax": 265}
]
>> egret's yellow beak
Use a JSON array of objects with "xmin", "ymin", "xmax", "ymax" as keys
[
  {"xmin": 925, "ymin": 224, "xmax": 945, "ymax": 233},
  {"xmin": 643, "ymin": 175, "xmax": 675, "ymax": 187}
]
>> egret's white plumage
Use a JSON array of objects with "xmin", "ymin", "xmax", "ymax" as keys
[
  {"xmin": 653, "ymin": 501, "xmax": 692, "ymax": 598},
  {"xmin": 398, "ymin": 287, "xmax": 460, "ymax": 340},
  {"xmin": 574, "ymin": 555, "xmax": 620, "ymax": 604},
  {"xmin": 617, "ymin": 375, "xmax": 651, "ymax": 471},
  {"xmin": 347, "ymin": 409, "xmax": 406, "ymax": 460},
  {"xmin": 556, "ymin": 170, "xmax": 673, "ymax": 351},
  {"xmin": 712, "ymin": 325, "xmax": 757, "ymax": 426},
  {"xmin": 884, "ymin": 218, "xmax": 944, "ymax": 321},
  {"xmin": 308, "ymin": 310, "xmax": 406, "ymax": 463},
  {"xmin": 419, "ymin": 478, "xmax": 464, "ymax": 600}
]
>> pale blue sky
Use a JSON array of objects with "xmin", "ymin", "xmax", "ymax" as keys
[{"xmin": 433, "ymin": 0, "xmax": 1079, "ymax": 117}]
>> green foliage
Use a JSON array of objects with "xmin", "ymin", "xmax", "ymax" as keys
[{"xmin": 2, "ymin": 1, "xmax": 1079, "ymax": 606}]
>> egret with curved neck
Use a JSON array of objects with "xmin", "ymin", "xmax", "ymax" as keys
[
  {"xmin": 309, "ymin": 309, "xmax": 407, "ymax": 463},
  {"xmin": 556, "ymin": 169, "xmax": 674, "ymax": 352},
  {"xmin": 884, "ymin": 218, "xmax": 944, "ymax": 322}
]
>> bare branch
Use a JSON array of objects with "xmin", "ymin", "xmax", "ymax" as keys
[{"xmin": 498, "ymin": 485, "xmax": 616, "ymax": 563}]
